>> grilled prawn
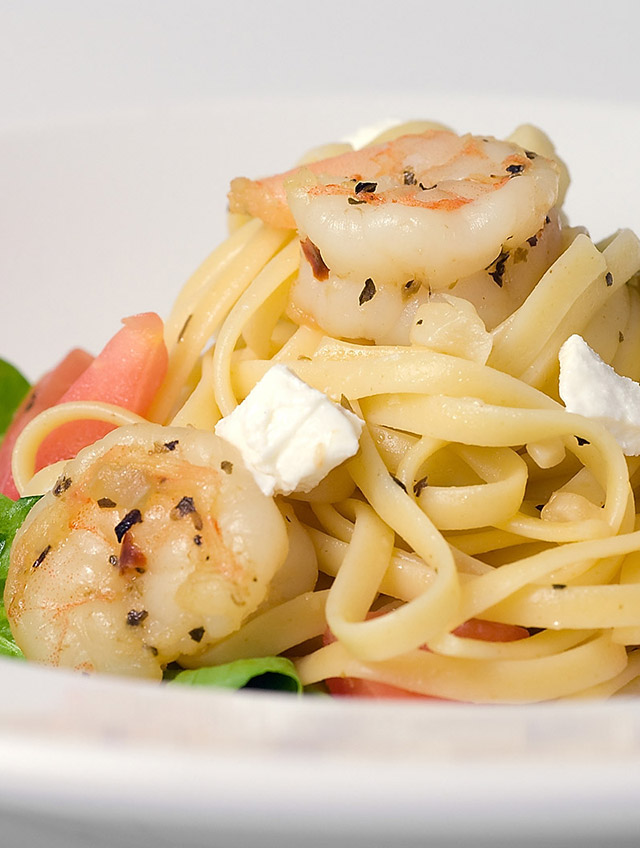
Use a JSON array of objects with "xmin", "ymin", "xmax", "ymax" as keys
[
  {"xmin": 229, "ymin": 129, "xmax": 562, "ymax": 342},
  {"xmin": 5, "ymin": 424, "xmax": 289, "ymax": 679}
]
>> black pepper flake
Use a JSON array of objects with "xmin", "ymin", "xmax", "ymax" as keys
[
  {"xmin": 177, "ymin": 314, "xmax": 192, "ymax": 343},
  {"xmin": 347, "ymin": 196, "xmax": 367, "ymax": 205},
  {"xmin": 575, "ymin": 436, "xmax": 590, "ymax": 446},
  {"xmin": 193, "ymin": 534, "xmax": 202, "ymax": 546},
  {"xmin": 413, "ymin": 476, "xmax": 428, "ymax": 497},
  {"xmin": 171, "ymin": 496, "xmax": 196, "ymax": 518},
  {"xmin": 605, "ymin": 272, "xmax": 614, "ymax": 287},
  {"xmin": 189, "ymin": 626, "xmax": 205, "ymax": 643},
  {"xmin": 32, "ymin": 545, "xmax": 51, "ymax": 569},
  {"xmin": 170, "ymin": 496, "xmax": 203, "ymax": 530},
  {"xmin": 114, "ymin": 509, "xmax": 143, "ymax": 543},
  {"xmin": 220, "ymin": 460, "xmax": 233, "ymax": 474},
  {"xmin": 418, "ymin": 182, "xmax": 437, "ymax": 191},
  {"xmin": 390, "ymin": 474, "xmax": 407, "ymax": 492},
  {"xmin": 163, "ymin": 439, "xmax": 179, "ymax": 451},
  {"xmin": 506, "ymin": 163, "xmax": 525, "ymax": 175},
  {"xmin": 53, "ymin": 475, "xmax": 72, "ymax": 497},
  {"xmin": 147, "ymin": 645, "xmax": 159, "ymax": 656},
  {"xmin": 552, "ymin": 583, "xmax": 567, "ymax": 590},
  {"xmin": 97, "ymin": 497, "xmax": 117, "ymax": 509},
  {"xmin": 526, "ymin": 234, "xmax": 538, "ymax": 248},
  {"xmin": 402, "ymin": 280, "xmax": 422, "ymax": 297},
  {"xmin": 545, "ymin": 215, "xmax": 551, "ymax": 224},
  {"xmin": 285, "ymin": 514, "xmax": 292, "ymax": 523},
  {"xmin": 109, "ymin": 555, "xmax": 119, "ymax": 566},
  {"xmin": 358, "ymin": 278, "xmax": 376, "ymax": 306},
  {"xmin": 354, "ymin": 181, "xmax": 377, "ymax": 194},
  {"xmin": 619, "ymin": 331, "xmax": 625, "ymax": 343},
  {"xmin": 525, "ymin": 150, "xmax": 537, "ymax": 160},
  {"xmin": 416, "ymin": 319, "xmax": 423, "ymax": 325},
  {"xmin": 126, "ymin": 609, "xmax": 148, "ymax": 627},
  {"xmin": 486, "ymin": 250, "xmax": 509, "ymax": 288},
  {"xmin": 301, "ymin": 238, "xmax": 330, "ymax": 281},
  {"xmin": 403, "ymin": 168, "xmax": 417, "ymax": 185},
  {"xmin": 23, "ymin": 392, "xmax": 36, "ymax": 412}
]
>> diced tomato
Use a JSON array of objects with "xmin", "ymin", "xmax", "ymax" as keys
[
  {"xmin": 452, "ymin": 618, "xmax": 529, "ymax": 643},
  {"xmin": 326, "ymin": 676, "xmax": 431, "ymax": 700},
  {"xmin": 35, "ymin": 313, "xmax": 168, "ymax": 470},
  {"xmin": 0, "ymin": 349, "xmax": 93, "ymax": 498},
  {"xmin": 0, "ymin": 313, "xmax": 168, "ymax": 498},
  {"xmin": 324, "ymin": 617, "xmax": 529, "ymax": 700}
]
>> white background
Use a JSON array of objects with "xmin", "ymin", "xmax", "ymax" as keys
[{"xmin": 2, "ymin": 0, "xmax": 640, "ymax": 129}]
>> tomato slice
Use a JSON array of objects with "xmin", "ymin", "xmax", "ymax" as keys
[
  {"xmin": 0, "ymin": 313, "xmax": 168, "ymax": 498},
  {"xmin": 35, "ymin": 313, "xmax": 168, "ymax": 470},
  {"xmin": 324, "ymin": 617, "xmax": 528, "ymax": 700},
  {"xmin": 0, "ymin": 349, "xmax": 93, "ymax": 498}
]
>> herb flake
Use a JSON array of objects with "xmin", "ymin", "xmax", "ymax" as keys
[
  {"xmin": 114, "ymin": 509, "xmax": 143, "ymax": 543},
  {"xmin": 354, "ymin": 181, "xmax": 377, "ymax": 194},
  {"xmin": 358, "ymin": 278, "xmax": 376, "ymax": 305}
]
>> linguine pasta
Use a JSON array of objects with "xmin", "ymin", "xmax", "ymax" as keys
[{"xmin": 6, "ymin": 120, "xmax": 640, "ymax": 702}]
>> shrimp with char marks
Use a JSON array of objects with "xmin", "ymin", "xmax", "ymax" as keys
[
  {"xmin": 5, "ymin": 424, "xmax": 290, "ymax": 679},
  {"xmin": 229, "ymin": 129, "xmax": 562, "ymax": 343}
]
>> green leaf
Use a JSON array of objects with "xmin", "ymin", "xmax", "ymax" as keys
[
  {"xmin": 0, "ymin": 494, "xmax": 42, "ymax": 659},
  {"xmin": 168, "ymin": 656, "xmax": 303, "ymax": 693},
  {"xmin": 0, "ymin": 494, "xmax": 41, "ymax": 580},
  {"xmin": 0, "ymin": 612, "xmax": 23, "ymax": 658},
  {"xmin": 0, "ymin": 359, "xmax": 30, "ymax": 444}
]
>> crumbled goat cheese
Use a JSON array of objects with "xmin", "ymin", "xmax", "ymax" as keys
[
  {"xmin": 558, "ymin": 334, "xmax": 640, "ymax": 455},
  {"xmin": 214, "ymin": 365, "xmax": 364, "ymax": 496}
]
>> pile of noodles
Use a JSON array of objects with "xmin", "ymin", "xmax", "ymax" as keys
[{"xmin": 11, "ymin": 121, "xmax": 640, "ymax": 702}]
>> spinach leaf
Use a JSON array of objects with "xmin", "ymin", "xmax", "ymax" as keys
[
  {"xmin": 169, "ymin": 656, "xmax": 302, "ymax": 693},
  {"xmin": 0, "ymin": 494, "xmax": 42, "ymax": 659},
  {"xmin": 0, "ymin": 612, "xmax": 23, "ymax": 658},
  {"xmin": 0, "ymin": 359, "xmax": 30, "ymax": 444}
]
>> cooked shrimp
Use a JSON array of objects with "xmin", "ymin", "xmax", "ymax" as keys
[
  {"xmin": 229, "ymin": 129, "xmax": 561, "ymax": 341},
  {"xmin": 289, "ymin": 208, "xmax": 563, "ymax": 342},
  {"xmin": 5, "ymin": 424, "xmax": 288, "ymax": 679}
]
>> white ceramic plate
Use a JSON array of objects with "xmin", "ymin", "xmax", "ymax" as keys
[{"xmin": 2, "ymin": 95, "xmax": 640, "ymax": 848}]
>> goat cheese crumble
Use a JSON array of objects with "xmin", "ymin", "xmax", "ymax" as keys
[
  {"xmin": 215, "ymin": 365, "xmax": 363, "ymax": 496},
  {"xmin": 558, "ymin": 334, "xmax": 640, "ymax": 455}
]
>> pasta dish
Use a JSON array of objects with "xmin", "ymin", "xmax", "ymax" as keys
[{"xmin": 2, "ymin": 119, "xmax": 640, "ymax": 703}]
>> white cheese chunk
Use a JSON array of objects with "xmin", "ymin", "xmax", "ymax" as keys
[
  {"xmin": 214, "ymin": 365, "xmax": 364, "ymax": 496},
  {"xmin": 558, "ymin": 334, "xmax": 640, "ymax": 455}
]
